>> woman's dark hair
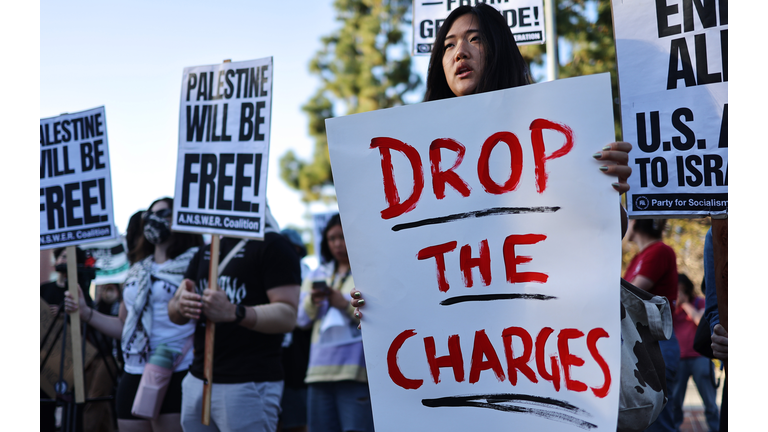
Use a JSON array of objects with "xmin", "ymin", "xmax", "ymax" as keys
[
  {"xmin": 125, "ymin": 209, "xmax": 145, "ymax": 256},
  {"xmin": 633, "ymin": 219, "xmax": 666, "ymax": 240},
  {"xmin": 424, "ymin": 4, "xmax": 531, "ymax": 102},
  {"xmin": 128, "ymin": 197, "xmax": 204, "ymax": 263},
  {"xmin": 319, "ymin": 213, "xmax": 342, "ymax": 264},
  {"xmin": 678, "ymin": 273, "xmax": 695, "ymax": 300}
]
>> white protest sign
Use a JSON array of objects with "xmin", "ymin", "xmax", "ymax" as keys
[
  {"xmin": 413, "ymin": 0, "xmax": 545, "ymax": 55},
  {"xmin": 173, "ymin": 57, "xmax": 273, "ymax": 238},
  {"xmin": 612, "ymin": 0, "xmax": 727, "ymax": 217},
  {"xmin": 327, "ymin": 73, "xmax": 621, "ymax": 431},
  {"xmin": 40, "ymin": 107, "xmax": 117, "ymax": 249}
]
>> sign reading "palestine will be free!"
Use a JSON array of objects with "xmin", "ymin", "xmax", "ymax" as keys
[
  {"xmin": 173, "ymin": 57, "xmax": 273, "ymax": 239},
  {"xmin": 40, "ymin": 106, "xmax": 117, "ymax": 249}
]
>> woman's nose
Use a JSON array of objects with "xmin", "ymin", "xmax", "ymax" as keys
[{"xmin": 455, "ymin": 40, "xmax": 469, "ymax": 60}]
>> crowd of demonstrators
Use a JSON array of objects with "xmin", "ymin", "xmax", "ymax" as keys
[
  {"xmin": 43, "ymin": 4, "xmax": 651, "ymax": 431},
  {"xmin": 671, "ymin": 273, "xmax": 720, "ymax": 431},
  {"xmin": 297, "ymin": 214, "xmax": 372, "ymax": 432},
  {"xmin": 623, "ymin": 218, "xmax": 680, "ymax": 432},
  {"xmin": 65, "ymin": 197, "xmax": 205, "ymax": 432},
  {"xmin": 168, "ymin": 208, "xmax": 302, "ymax": 432}
]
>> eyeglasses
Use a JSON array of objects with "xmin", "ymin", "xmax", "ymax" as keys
[{"xmin": 143, "ymin": 208, "xmax": 172, "ymax": 220}]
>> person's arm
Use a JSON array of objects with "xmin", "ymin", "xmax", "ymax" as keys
[
  {"xmin": 331, "ymin": 276, "xmax": 357, "ymax": 320},
  {"xmin": 680, "ymin": 301, "xmax": 704, "ymax": 325},
  {"xmin": 168, "ymin": 279, "xmax": 202, "ymax": 325},
  {"xmin": 299, "ymin": 278, "xmax": 323, "ymax": 321},
  {"xmin": 202, "ymin": 284, "xmax": 300, "ymax": 334},
  {"xmin": 64, "ymin": 286, "xmax": 124, "ymax": 340},
  {"xmin": 328, "ymin": 288, "xmax": 355, "ymax": 317},
  {"xmin": 630, "ymin": 275, "xmax": 654, "ymax": 292}
]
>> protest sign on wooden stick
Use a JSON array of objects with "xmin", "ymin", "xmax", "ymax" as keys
[
  {"xmin": 171, "ymin": 57, "xmax": 274, "ymax": 425},
  {"xmin": 66, "ymin": 245, "xmax": 85, "ymax": 403},
  {"xmin": 41, "ymin": 107, "xmax": 116, "ymax": 406}
]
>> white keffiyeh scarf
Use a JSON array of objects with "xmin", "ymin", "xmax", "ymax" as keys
[{"xmin": 121, "ymin": 246, "xmax": 198, "ymax": 364}]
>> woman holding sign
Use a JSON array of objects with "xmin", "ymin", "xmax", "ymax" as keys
[
  {"xmin": 351, "ymin": 4, "xmax": 631, "ymax": 315},
  {"xmin": 66, "ymin": 197, "xmax": 204, "ymax": 432}
]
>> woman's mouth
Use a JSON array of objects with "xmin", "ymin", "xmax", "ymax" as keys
[{"xmin": 456, "ymin": 64, "xmax": 472, "ymax": 78}]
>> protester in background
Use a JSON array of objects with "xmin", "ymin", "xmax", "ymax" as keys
[
  {"xmin": 66, "ymin": 197, "xmax": 204, "ymax": 432},
  {"xmin": 623, "ymin": 218, "xmax": 679, "ymax": 432},
  {"xmin": 297, "ymin": 213, "xmax": 371, "ymax": 432},
  {"xmin": 671, "ymin": 273, "xmax": 720, "ymax": 431},
  {"xmin": 168, "ymin": 208, "xmax": 301, "ymax": 432},
  {"xmin": 41, "ymin": 246, "xmax": 88, "ymax": 317},
  {"xmin": 703, "ymin": 227, "xmax": 727, "ymax": 431},
  {"xmin": 277, "ymin": 228, "xmax": 312, "ymax": 432}
]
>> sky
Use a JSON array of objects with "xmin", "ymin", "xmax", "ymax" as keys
[
  {"xmin": 36, "ymin": 1, "xmax": 548, "ymax": 238},
  {"xmin": 4, "ymin": 0, "xmax": 765, "ymax": 426},
  {"xmin": 38, "ymin": 1, "xmax": 361, "ymax": 235}
]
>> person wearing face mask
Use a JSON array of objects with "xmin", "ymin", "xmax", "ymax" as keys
[
  {"xmin": 65, "ymin": 197, "xmax": 204, "ymax": 432},
  {"xmin": 40, "ymin": 246, "xmax": 91, "ymax": 317}
]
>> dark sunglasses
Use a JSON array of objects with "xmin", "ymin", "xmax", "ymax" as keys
[{"xmin": 143, "ymin": 208, "xmax": 172, "ymax": 220}]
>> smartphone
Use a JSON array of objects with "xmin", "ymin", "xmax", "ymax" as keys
[{"xmin": 312, "ymin": 280, "xmax": 330, "ymax": 294}]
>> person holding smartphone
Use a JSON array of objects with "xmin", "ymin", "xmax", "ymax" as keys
[{"xmin": 297, "ymin": 213, "xmax": 371, "ymax": 432}]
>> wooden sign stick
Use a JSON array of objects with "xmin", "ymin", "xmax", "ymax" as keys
[
  {"xmin": 201, "ymin": 235, "xmax": 220, "ymax": 425},
  {"xmin": 65, "ymin": 245, "xmax": 86, "ymax": 403}
]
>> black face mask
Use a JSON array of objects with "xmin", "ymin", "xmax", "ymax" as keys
[{"xmin": 143, "ymin": 213, "xmax": 172, "ymax": 245}]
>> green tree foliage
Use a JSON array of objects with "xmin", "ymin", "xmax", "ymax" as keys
[
  {"xmin": 279, "ymin": 0, "xmax": 421, "ymax": 202},
  {"xmin": 519, "ymin": 0, "xmax": 622, "ymax": 139},
  {"xmin": 282, "ymin": 1, "xmax": 713, "ymax": 272}
]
